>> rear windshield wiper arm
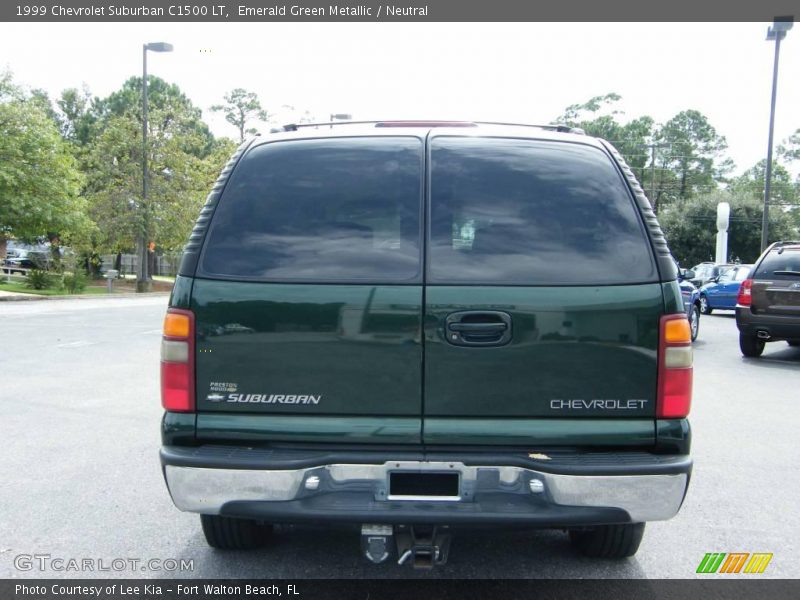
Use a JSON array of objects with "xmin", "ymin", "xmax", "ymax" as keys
[{"xmin": 773, "ymin": 270, "xmax": 800, "ymax": 276}]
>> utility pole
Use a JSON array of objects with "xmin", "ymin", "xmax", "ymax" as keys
[
  {"xmin": 761, "ymin": 17, "xmax": 793, "ymax": 252},
  {"xmin": 647, "ymin": 143, "xmax": 670, "ymax": 213},
  {"xmin": 137, "ymin": 42, "xmax": 173, "ymax": 293},
  {"xmin": 138, "ymin": 44, "xmax": 150, "ymax": 293}
]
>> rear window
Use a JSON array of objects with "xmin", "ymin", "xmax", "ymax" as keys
[
  {"xmin": 754, "ymin": 249, "xmax": 800, "ymax": 281},
  {"xmin": 428, "ymin": 137, "xmax": 656, "ymax": 285},
  {"xmin": 199, "ymin": 137, "xmax": 423, "ymax": 282}
]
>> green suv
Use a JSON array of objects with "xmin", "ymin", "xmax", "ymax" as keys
[{"xmin": 159, "ymin": 121, "xmax": 693, "ymax": 566}]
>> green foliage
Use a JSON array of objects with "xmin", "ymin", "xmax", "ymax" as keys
[
  {"xmin": 82, "ymin": 78, "xmax": 237, "ymax": 253},
  {"xmin": 0, "ymin": 70, "xmax": 19, "ymax": 99},
  {"xmin": 555, "ymin": 95, "xmax": 737, "ymax": 213},
  {"xmin": 0, "ymin": 75, "xmax": 88, "ymax": 246},
  {"xmin": 211, "ymin": 88, "xmax": 270, "ymax": 142},
  {"xmin": 79, "ymin": 249, "xmax": 104, "ymax": 278},
  {"xmin": 651, "ymin": 110, "xmax": 732, "ymax": 209},
  {"xmin": 778, "ymin": 128, "xmax": 800, "ymax": 164},
  {"xmin": 61, "ymin": 270, "xmax": 87, "ymax": 294},
  {"xmin": 728, "ymin": 159, "xmax": 797, "ymax": 207},
  {"xmin": 57, "ymin": 85, "xmax": 96, "ymax": 146},
  {"xmin": 25, "ymin": 269, "xmax": 56, "ymax": 290},
  {"xmin": 556, "ymin": 93, "xmax": 654, "ymax": 179},
  {"xmin": 659, "ymin": 190, "xmax": 798, "ymax": 267}
]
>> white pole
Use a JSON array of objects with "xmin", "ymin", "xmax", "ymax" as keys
[{"xmin": 715, "ymin": 202, "xmax": 730, "ymax": 264}]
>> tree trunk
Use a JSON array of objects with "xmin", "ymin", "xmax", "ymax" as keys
[{"xmin": 0, "ymin": 234, "xmax": 7, "ymax": 260}]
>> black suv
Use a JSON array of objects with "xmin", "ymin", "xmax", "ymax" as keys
[{"xmin": 736, "ymin": 241, "xmax": 800, "ymax": 356}]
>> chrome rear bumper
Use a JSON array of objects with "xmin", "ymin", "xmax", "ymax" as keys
[{"xmin": 163, "ymin": 454, "xmax": 690, "ymax": 523}]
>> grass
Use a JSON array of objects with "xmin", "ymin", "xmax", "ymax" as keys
[{"xmin": 0, "ymin": 281, "xmax": 114, "ymax": 296}]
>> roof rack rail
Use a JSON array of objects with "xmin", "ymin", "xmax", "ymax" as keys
[
  {"xmin": 471, "ymin": 121, "xmax": 585, "ymax": 135},
  {"xmin": 271, "ymin": 120, "xmax": 386, "ymax": 132},
  {"xmin": 775, "ymin": 240, "xmax": 800, "ymax": 253},
  {"xmin": 271, "ymin": 120, "xmax": 586, "ymax": 134}
]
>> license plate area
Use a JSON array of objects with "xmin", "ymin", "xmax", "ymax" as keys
[{"xmin": 388, "ymin": 471, "xmax": 461, "ymax": 501}]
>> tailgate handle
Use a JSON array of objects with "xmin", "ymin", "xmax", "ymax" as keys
[
  {"xmin": 444, "ymin": 311, "xmax": 512, "ymax": 347},
  {"xmin": 448, "ymin": 322, "xmax": 507, "ymax": 333}
]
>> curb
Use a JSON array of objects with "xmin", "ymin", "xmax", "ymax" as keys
[{"xmin": 0, "ymin": 291, "xmax": 171, "ymax": 302}]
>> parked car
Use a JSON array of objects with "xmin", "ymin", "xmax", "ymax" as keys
[
  {"xmin": 736, "ymin": 242, "xmax": 800, "ymax": 357},
  {"xmin": 2, "ymin": 250, "xmax": 51, "ymax": 274},
  {"xmin": 698, "ymin": 264, "xmax": 754, "ymax": 314},
  {"xmin": 159, "ymin": 121, "xmax": 693, "ymax": 565},
  {"xmin": 677, "ymin": 269, "xmax": 701, "ymax": 341},
  {"xmin": 688, "ymin": 262, "xmax": 735, "ymax": 288}
]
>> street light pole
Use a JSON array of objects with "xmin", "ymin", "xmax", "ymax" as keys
[
  {"xmin": 761, "ymin": 17, "xmax": 793, "ymax": 252},
  {"xmin": 138, "ymin": 44, "xmax": 149, "ymax": 292},
  {"xmin": 137, "ymin": 42, "xmax": 173, "ymax": 293}
]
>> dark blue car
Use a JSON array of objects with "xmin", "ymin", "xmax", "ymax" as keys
[
  {"xmin": 679, "ymin": 276, "xmax": 701, "ymax": 341},
  {"xmin": 699, "ymin": 264, "xmax": 753, "ymax": 314},
  {"xmin": 673, "ymin": 259, "xmax": 701, "ymax": 341}
]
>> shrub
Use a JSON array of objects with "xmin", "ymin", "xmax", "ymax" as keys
[
  {"xmin": 25, "ymin": 269, "xmax": 55, "ymax": 290},
  {"xmin": 62, "ymin": 270, "xmax": 87, "ymax": 294}
]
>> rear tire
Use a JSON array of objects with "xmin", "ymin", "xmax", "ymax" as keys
[
  {"xmin": 200, "ymin": 514, "xmax": 273, "ymax": 550},
  {"xmin": 569, "ymin": 523, "xmax": 645, "ymax": 558},
  {"xmin": 739, "ymin": 333, "xmax": 765, "ymax": 358},
  {"xmin": 699, "ymin": 296, "xmax": 712, "ymax": 315}
]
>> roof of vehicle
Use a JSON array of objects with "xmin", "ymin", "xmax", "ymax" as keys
[
  {"xmin": 257, "ymin": 120, "xmax": 600, "ymax": 148},
  {"xmin": 693, "ymin": 262, "xmax": 734, "ymax": 268},
  {"xmin": 770, "ymin": 241, "xmax": 800, "ymax": 252}
]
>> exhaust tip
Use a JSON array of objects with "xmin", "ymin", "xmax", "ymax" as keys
[{"xmin": 757, "ymin": 331, "xmax": 771, "ymax": 340}]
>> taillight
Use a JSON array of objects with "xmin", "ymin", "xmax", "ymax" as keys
[
  {"xmin": 161, "ymin": 308, "xmax": 195, "ymax": 412},
  {"xmin": 737, "ymin": 279, "xmax": 753, "ymax": 307},
  {"xmin": 656, "ymin": 314, "xmax": 693, "ymax": 419}
]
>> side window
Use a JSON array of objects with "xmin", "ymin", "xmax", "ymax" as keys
[
  {"xmin": 428, "ymin": 137, "xmax": 657, "ymax": 285},
  {"xmin": 199, "ymin": 137, "xmax": 423, "ymax": 282},
  {"xmin": 734, "ymin": 267, "xmax": 750, "ymax": 282},
  {"xmin": 718, "ymin": 269, "xmax": 735, "ymax": 282}
]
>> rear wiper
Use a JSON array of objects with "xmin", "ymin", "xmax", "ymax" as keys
[{"xmin": 773, "ymin": 270, "xmax": 800, "ymax": 276}]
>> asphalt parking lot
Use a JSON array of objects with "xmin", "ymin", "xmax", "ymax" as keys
[{"xmin": 0, "ymin": 296, "xmax": 798, "ymax": 579}]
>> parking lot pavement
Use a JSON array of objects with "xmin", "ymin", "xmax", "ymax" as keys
[{"xmin": 0, "ymin": 298, "xmax": 798, "ymax": 578}]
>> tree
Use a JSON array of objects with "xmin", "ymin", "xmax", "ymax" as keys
[
  {"xmin": 82, "ymin": 77, "xmax": 235, "ymax": 255},
  {"xmin": 659, "ymin": 190, "xmax": 797, "ymax": 267},
  {"xmin": 0, "ymin": 73, "xmax": 87, "ymax": 258},
  {"xmin": 95, "ymin": 76, "xmax": 216, "ymax": 157},
  {"xmin": 557, "ymin": 97, "xmax": 737, "ymax": 214},
  {"xmin": 556, "ymin": 93, "xmax": 655, "ymax": 182},
  {"xmin": 57, "ymin": 85, "xmax": 96, "ymax": 146},
  {"xmin": 651, "ymin": 110, "xmax": 733, "ymax": 208},
  {"xmin": 778, "ymin": 128, "xmax": 800, "ymax": 164},
  {"xmin": 29, "ymin": 88, "xmax": 60, "ymax": 125},
  {"xmin": 211, "ymin": 88, "xmax": 270, "ymax": 142},
  {"xmin": 729, "ymin": 159, "xmax": 798, "ymax": 208}
]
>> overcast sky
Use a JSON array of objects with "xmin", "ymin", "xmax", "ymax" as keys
[{"xmin": 1, "ymin": 22, "xmax": 798, "ymax": 174}]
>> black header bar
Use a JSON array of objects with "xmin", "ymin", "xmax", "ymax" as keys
[{"xmin": 2, "ymin": 0, "xmax": 797, "ymax": 22}]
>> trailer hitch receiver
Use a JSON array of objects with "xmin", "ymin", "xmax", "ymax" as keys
[{"xmin": 395, "ymin": 526, "xmax": 452, "ymax": 569}]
